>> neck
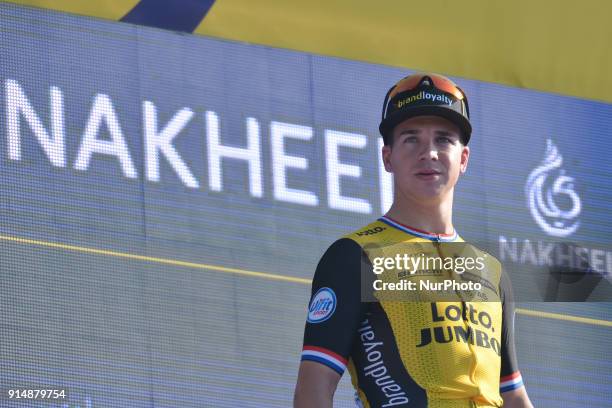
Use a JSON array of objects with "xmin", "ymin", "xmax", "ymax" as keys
[{"xmin": 384, "ymin": 191, "xmax": 455, "ymax": 235}]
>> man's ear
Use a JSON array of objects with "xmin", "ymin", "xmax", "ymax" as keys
[
  {"xmin": 459, "ymin": 145, "xmax": 470, "ymax": 174},
  {"xmin": 382, "ymin": 144, "xmax": 393, "ymax": 173}
]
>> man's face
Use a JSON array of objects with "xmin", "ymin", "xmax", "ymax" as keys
[{"xmin": 382, "ymin": 115, "xmax": 470, "ymax": 203}]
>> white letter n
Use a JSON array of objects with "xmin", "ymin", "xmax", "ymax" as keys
[{"xmin": 6, "ymin": 79, "xmax": 65, "ymax": 167}]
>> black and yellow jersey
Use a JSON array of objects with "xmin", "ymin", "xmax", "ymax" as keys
[{"xmin": 300, "ymin": 216, "xmax": 524, "ymax": 408}]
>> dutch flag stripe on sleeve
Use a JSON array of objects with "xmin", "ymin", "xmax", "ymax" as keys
[
  {"xmin": 500, "ymin": 372, "xmax": 524, "ymax": 393},
  {"xmin": 301, "ymin": 346, "xmax": 348, "ymax": 375}
]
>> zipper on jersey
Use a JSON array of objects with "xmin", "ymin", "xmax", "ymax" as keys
[{"xmin": 462, "ymin": 299, "xmax": 479, "ymax": 392}]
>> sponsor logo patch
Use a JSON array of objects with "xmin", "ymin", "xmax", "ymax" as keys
[
  {"xmin": 396, "ymin": 90, "xmax": 453, "ymax": 109},
  {"xmin": 356, "ymin": 226, "xmax": 386, "ymax": 236},
  {"xmin": 307, "ymin": 287, "xmax": 337, "ymax": 323}
]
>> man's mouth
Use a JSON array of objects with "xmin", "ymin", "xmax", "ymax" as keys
[{"xmin": 415, "ymin": 169, "xmax": 442, "ymax": 176}]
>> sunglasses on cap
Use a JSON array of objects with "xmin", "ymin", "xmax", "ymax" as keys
[
  {"xmin": 379, "ymin": 73, "xmax": 472, "ymax": 145},
  {"xmin": 382, "ymin": 73, "xmax": 470, "ymax": 120}
]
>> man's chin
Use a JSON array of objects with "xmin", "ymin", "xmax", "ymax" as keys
[{"xmin": 405, "ymin": 188, "xmax": 447, "ymax": 203}]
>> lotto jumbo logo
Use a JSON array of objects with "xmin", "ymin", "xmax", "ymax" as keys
[
  {"xmin": 307, "ymin": 287, "xmax": 337, "ymax": 323},
  {"xmin": 525, "ymin": 139, "xmax": 581, "ymax": 237}
]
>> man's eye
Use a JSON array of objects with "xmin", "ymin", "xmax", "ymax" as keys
[
  {"xmin": 403, "ymin": 136, "xmax": 417, "ymax": 143},
  {"xmin": 437, "ymin": 136, "xmax": 453, "ymax": 144}
]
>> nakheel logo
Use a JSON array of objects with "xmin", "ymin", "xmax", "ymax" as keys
[{"xmin": 526, "ymin": 139, "xmax": 581, "ymax": 237}]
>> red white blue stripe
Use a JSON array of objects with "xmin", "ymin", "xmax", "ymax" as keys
[
  {"xmin": 500, "ymin": 372, "xmax": 524, "ymax": 393},
  {"xmin": 379, "ymin": 216, "xmax": 458, "ymax": 242},
  {"xmin": 301, "ymin": 346, "xmax": 348, "ymax": 375}
]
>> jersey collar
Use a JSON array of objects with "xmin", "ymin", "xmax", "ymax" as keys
[{"xmin": 379, "ymin": 215, "xmax": 458, "ymax": 242}]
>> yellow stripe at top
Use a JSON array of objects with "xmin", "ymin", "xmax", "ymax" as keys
[
  {"xmin": 5, "ymin": 0, "xmax": 612, "ymax": 102},
  {"xmin": 196, "ymin": 0, "xmax": 612, "ymax": 104},
  {"xmin": 7, "ymin": 0, "xmax": 140, "ymax": 20}
]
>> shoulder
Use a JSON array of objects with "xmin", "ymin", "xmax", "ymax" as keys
[
  {"xmin": 312, "ymin": 222, "xmax": 387, "ymax": 282},
  {"xmin": 317, "ymin": 237, "xmax": 363, "ymax": 264},
  {"xmin": 315, "ymin": 219, "xmax": 391, "ymax": 260},
  {"xmin": 314, "ymin": 237, "xmax": 365, "ymax": 274},
  {"xmin": 342, "ymin": 219, "xmax": 393, "ymax": 245}
]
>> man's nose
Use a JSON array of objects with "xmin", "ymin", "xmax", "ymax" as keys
[{"xmin": 418, "ymin": 139, "xmax": 438, "ymax": 161}]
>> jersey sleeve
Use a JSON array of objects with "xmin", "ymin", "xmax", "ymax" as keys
[
  {"xmin": 499, "ymin": 268, "xmax": 525, "ymax": 392},
  {"xmin": 300, "ymin": 238, "xmax": 371, "ymax": 375}
]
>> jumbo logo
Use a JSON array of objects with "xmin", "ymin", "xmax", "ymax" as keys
[
  {"xmin": 416, "ymin": 303, "xmax": 501, "ymax": 355},
  {"xmin": 356, "ymin": 226, "xmax": 386, "ymax": 236},
  {"xmin": 526, "ymin": 139, "xmax": 581, "ymax": 237},
  {"xmin": 307, "ymin": 287, "xmax": 337, "ymax": 323}
]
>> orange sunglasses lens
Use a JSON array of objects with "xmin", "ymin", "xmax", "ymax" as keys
[{"xmin": 389, "ymin": 73, "xmax": 464, "ymax": 101}]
